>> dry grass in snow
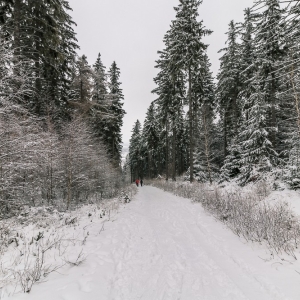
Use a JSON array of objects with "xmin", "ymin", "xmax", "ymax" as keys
[
  {"xmin": 0, "ymin": 186, "xmax": 137, "ymax": 297},
  {"xmin": 150, "ymin": 179, "xmax": 300, "ymax": 258}
]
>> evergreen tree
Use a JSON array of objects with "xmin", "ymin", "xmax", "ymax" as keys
[
  {"xmin": 0, "ymin": 0, "xmax": 79, "ymax": 116},
  {"xmin": 176, "ymin": 111, "xmax": 189, "ymax": 175},
  {"xmin": 216, "ymin": 21, "xmax": 242, "ymax": 159},
  {"xmin": 103, "ymin": 61, "xmax": 126, "ymax": 165},
  {"xmin": 142, "ymin": 102, "xmax": 160, "ymax": 178},
  {"xmin": 238, "ymin": 75, "xmax": 278, "ymax": 184},
  {"xmin": 129, "ymin": 120, "xmax": 142, "ymax": 181},
  {"xmin": 193, "ymin": 54, "xmax": 217, "ymax": 183},
  {"xmin": 239, "ymin": 8, "xmax": 256, "ymax": 111},
  {"xmin": 219, "ymin": 12, "xmax": 256, "ymax": 181},
  {"xmin": 163, "ymin": 0, "xmax": 212, "ymax": 182},
  {"xmin": 251, "ymin": 0, "xmax": 285, "ymax": 150},
  {"xmin": 93, "ymin": 53, "xmax": 107, "ymax": 102},
  {"xmin": 90, "ymin": 53, "xmax": 111, "ymax": 140},
  {"xmin": 279, "ymin": 1, "xmax": 300, "ymax": 188},
  {"xmin": 70, "ymin": 55, "xmax": 93, "ymax": 104},
  {"xmin": 152, "ymin": 50, "xmax": 174, "ymax": 180}
]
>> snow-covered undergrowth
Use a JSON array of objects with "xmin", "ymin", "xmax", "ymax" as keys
[
  {"xmin": 150, "ymin": 180, "xmax": 300, "ymax": 258},
  {"xmin": 0, "ymin": 185, "xmax": 137, "ymax": 296}
]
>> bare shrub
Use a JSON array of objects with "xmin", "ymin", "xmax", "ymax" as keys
[
  {"xmin": 253, "ymin": 179, "xmax": 272, "ymax": 199},
  {"xmin": 0, "ymin": 232, "xmax": 69, "ymax": 294},
  {"xmin": 64, "ymin": 249, "xmax": 86, "ymax": 267},
  {"xmin": 149, "ymin": 180, "xmax": 300, "ymax": 257}
]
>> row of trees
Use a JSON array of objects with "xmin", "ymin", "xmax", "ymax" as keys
[
  {"xmin": 0, "ymin": 0, "xmax": 126, "ymax": 216},
  {"xmin": 70, "ymin": 54, "xmax": 126, "ymax": 164},
  {"xmin": 128, "ymin": 0, "xmax": 300, "ymax": 189}
]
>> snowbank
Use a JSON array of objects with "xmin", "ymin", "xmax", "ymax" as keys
[{"xmin": 0, "ymin": 186, "xmax": 136, "ymax": 298}]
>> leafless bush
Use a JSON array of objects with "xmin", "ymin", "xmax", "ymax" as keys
[
  {"xmin": 64, "ymin": 249, "xmax": 86, "ymax": 267},
  {"xmin": 0, "ymin": 112, "xmax": 128, "ymax": 218},
  {"xmin": 150, "ymin": 180, "xmax": 300, "ymax": 257},
  {"xmin": 253, "ymin": 179, "xmax": 272, "ymax": 199},
  {"xmin": 0, "ymin": 232, "xmax": 71, "ymax": 294}
]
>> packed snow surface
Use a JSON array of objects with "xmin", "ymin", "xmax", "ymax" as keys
[{"xmin": 4, "ymin": 186, "xmax": 300, "ymax": 300}]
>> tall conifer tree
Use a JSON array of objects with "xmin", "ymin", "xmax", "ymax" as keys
[
  {"xmin": 164, "ymin": 0, "xmax": 212, "ymax": 182},
  {"xmin": 129, "ymin": 120, "xmax": 142, "ymax": 181},
  {"xmin": 217, "ymin": 21, "xmax": 242, "ymax": 160},
  {"xmin": 105, "ymin": 61, "xmax": 126, "ymax": 165}
]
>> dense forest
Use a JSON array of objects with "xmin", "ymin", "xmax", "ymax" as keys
[
  {"xmin": 127, "ymin": 0, "xmax": 300, "ymax": 189},
  {"xmin": 0, "ymin": 0, "xmax": 126, "ymax": 217}
]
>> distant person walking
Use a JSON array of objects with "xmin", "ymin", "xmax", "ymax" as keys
[
  {"xmin": 135, "ymin": 179, "xmax": 140, "ymax": 187},
  {"xmin": 140, "ymin": 179, "xmax": 143, "ymax": 187}
]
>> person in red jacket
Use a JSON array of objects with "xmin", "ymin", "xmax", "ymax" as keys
[{"xmin": 135, "ymin": 179, "xmax": 140, "ymax": 187}]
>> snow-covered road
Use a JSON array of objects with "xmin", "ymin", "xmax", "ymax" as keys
[{"xmin": 8, "ymin": 186, "xmax": 300, "ymax": 300}]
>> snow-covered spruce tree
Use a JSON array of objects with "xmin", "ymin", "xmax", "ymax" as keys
[
  {"xmin": 102, "ymin": 61, "xmax": 126, "ymax": 166},
  {"xmin": 0, "ymin": 0, "xmax": 79, "ymax": 116},
  {"xmin": 162, "ymin": 26, "xmax": 187, "ymax": 181},
  {"xmin": 93, "ymin": 53, "xmax": 107, "ymax": 102},
  {"xmin": 122, "ymin": 154, "xmax": 132, "ymax": 184},
  {"xmin": 70, "ymin": 55, "xmax": 93, "ymax": 104},
  {"xmin": 216, "ymin": 20, "xmax": 242, "ymax": 162},
  {"xmin": 175, "ymin": 109, "xmax": 189, "ymax": 176},
  {"xmin": 142, "ymin": 102, "xmax": 160, "ymax": 178},
  {"xmin": 90, "ymin": 53, "xmax": 113, "ymax": 145},
  {"xmin": 152, "ymin": 50, "xmax": 174, "ymax": 181},
  {"xmin": 239, "ymin": 8, "xmax": 257, "ymax": 112},
  {"xmin": 69, "ymin": 54, "xmax": 112, "ymax": 135},
  {"xmin": 286, "ymin": 0, "xmax": 300, "ymax": 136},
  {"xmin": 219, "ymin": 11, "xmax": 256, "ymax": 182},
  {"xmin": 279, "ymin": 1, "xmax": 300, "ymax": 188},
  {"xmin": 193, "ymin": 54, "xmax": 217, "ymax": 184},
  {"xmin": 238, "ymin": 74, "xmax": 278, "ymax": 184},
  {"xmin": 129, "ymin": 120, "xmax": 142, "ymax": 181},
  {"xmin": 166, "ymin": 0, "xmax": 212, "ymax": 182},
  {"xmin": 153, "ymin": 47, "xmax": 186, "ymax": 181},
  {"xmin": 285, "ymin": 137, "xmax": 300, "ymax": 189},
  {"xmin": 169, "ymin": 74, "xmax": 185, "ymax": 181},
  {"xmin": 250, "ymin": 0, "xmax": 286, "ymax": 152}
]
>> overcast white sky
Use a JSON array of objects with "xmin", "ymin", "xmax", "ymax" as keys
[{"xmin": 68, "ymin": 0, "xmax": 254, "ymax": 149}]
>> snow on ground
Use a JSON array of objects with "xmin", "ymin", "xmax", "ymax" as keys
[
  {"xmin": 220, "ymin": 179, "xmax": 300, "ymax": 216},
  {"xmin": 265, "ymin": 189, "xmax": 300, "ymax": 216},
  {"xmin": 2, "ymin": 185, "xmax": 300, "ymax": 300}
]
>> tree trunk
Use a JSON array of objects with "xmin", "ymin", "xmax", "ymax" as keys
[
  {"xmin": 271, "ymin": 73, "xmax": 277, "ymax": 148},
  {"xmin": 203, "ymin": 107, "xmax": 212, "ymax": 185},
  {"xmin": 172, "ymin": 123, "xmax": 176, "ymax": 181},
  {"xmin": 233, "ymin": 90, "xmax": 239, "ymax": 137},
  {"xmin": 165, "ymin": 115, "xmax": 169, "ymax": 181},
  {"xmin": 180, "ymin": 149, "xmax": 183, "ymax": 175},
  {"xmin": 189, "ymin": 66, "xmax": 194, "ymax": 183},
  {"xmin": 33, "ymin": 2, "xmax": 42, "ymax": 115},
  {"xmin": 13, "ymin": 0, "xmax": 21, "ymax": 62},
  {"xmin": 223, "ymin": 112, "xmax": 228, "ymax": 158},
  {"xmin": 112, "ymin": 138, "xmax": 115, "ymax": 162},
  {"xmin": 148, "ymin": 151, "xmax": 152, "ymax": 179},
  {"xmin": 289, "ymin": 63, "xmax": 300, "ymax": 138},
  {"xmin": 35, "ymin": 42, "xmax": 41, "ymax": 114},
  {"xmin": 67, "ymin": 167, "xmax": 72, "ymax": 210},
  {"xmin": 49, "ymin": 154, "xmax": 53, "ymax": 204},
  {"xmin": 80, "ymin": 78, "xmax": 83, "ymax": 102}
]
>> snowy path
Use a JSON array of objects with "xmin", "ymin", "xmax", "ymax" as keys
[{"xmin": 8, "ymin": 186, "xmax": 300, "ymax": 300}]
